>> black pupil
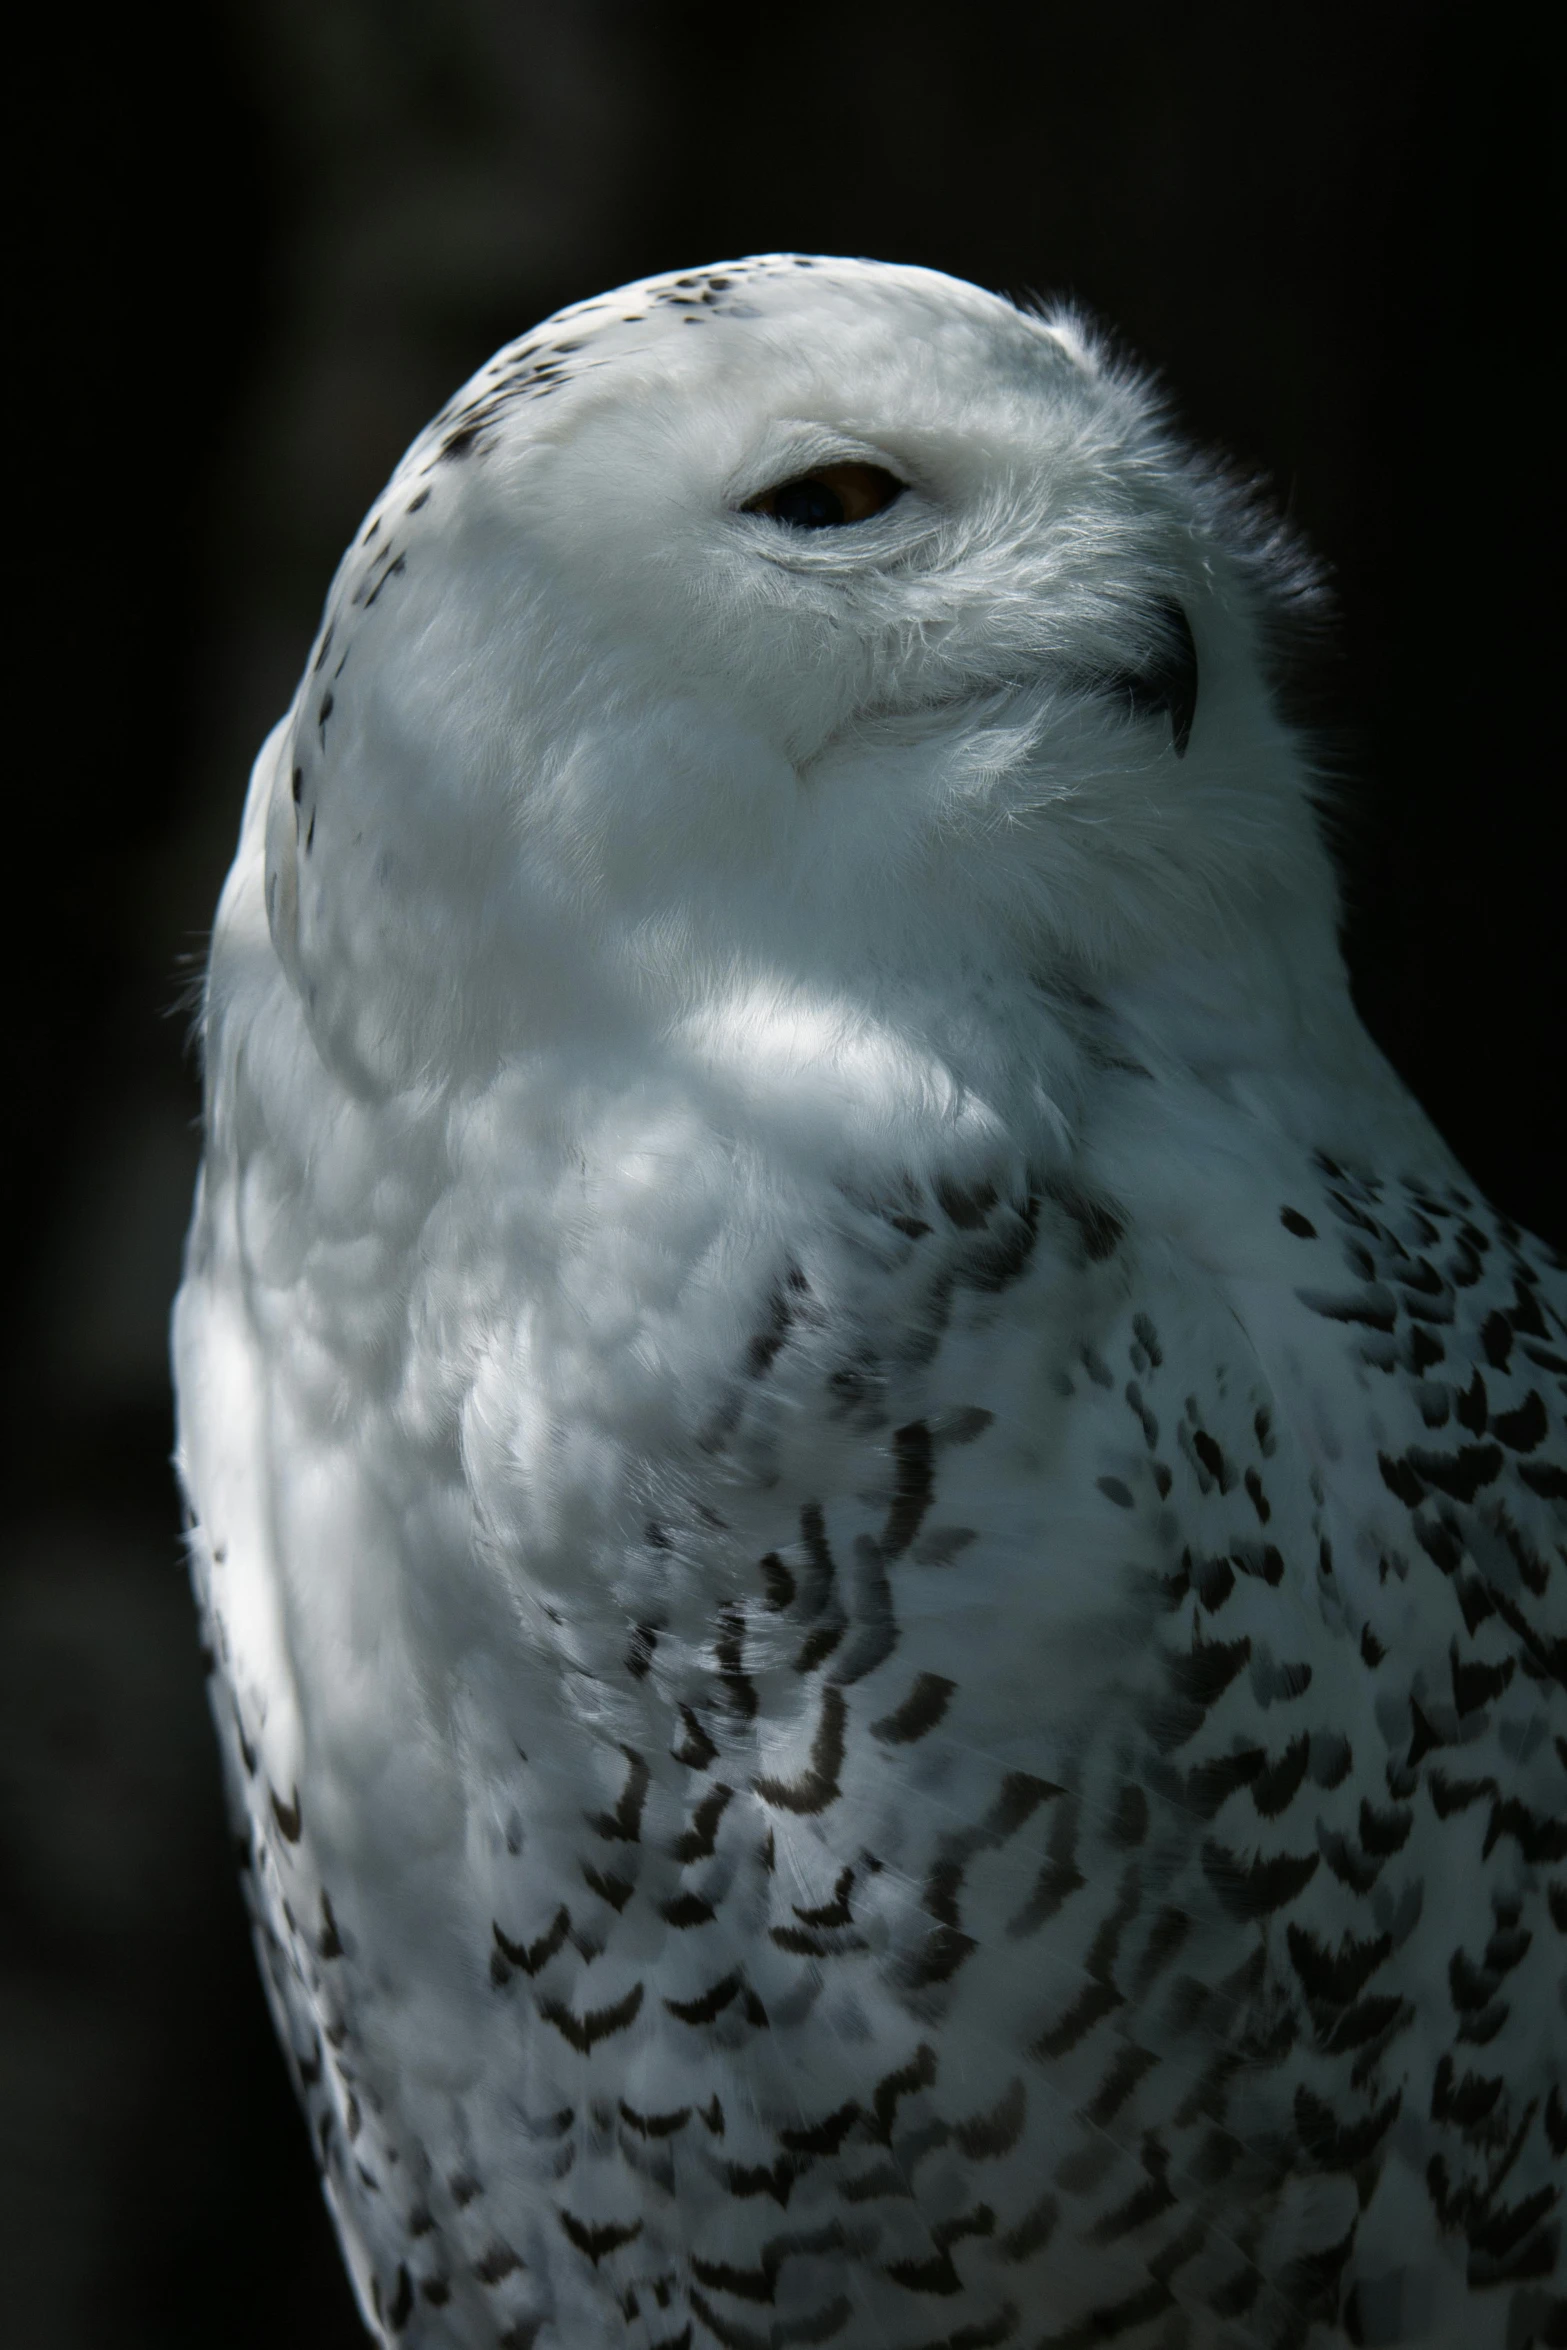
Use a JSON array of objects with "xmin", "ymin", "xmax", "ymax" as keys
[{"xmin": 773, "ymin": 476, "xmax": 846, "ymax": 530}]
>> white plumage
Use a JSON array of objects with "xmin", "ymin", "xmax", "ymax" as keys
[{"xmin": 172, "ymin": 256, "xmax": 1566, "ymax": 2350}]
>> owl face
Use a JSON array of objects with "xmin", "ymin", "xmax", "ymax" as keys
[{"xmin": 260, "ymin": 258, "xmax": 1332, "ymax": 1092}]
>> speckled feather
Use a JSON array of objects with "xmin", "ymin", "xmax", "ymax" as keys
[{"xmin": 173, "ymin": 257, "xmax": 1565, "ymax": 2350}]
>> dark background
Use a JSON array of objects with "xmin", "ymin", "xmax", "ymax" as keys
[{"xmin": 4, "ymin": 4, "xmax": 1556, "ymax": 2342}]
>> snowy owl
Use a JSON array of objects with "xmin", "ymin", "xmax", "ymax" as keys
[{"xmin": 172, "ymin": 256, "xmax": 1566, "ymax": 2350}]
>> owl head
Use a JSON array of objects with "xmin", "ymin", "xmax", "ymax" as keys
[{"xmin": 250, "ymin": 256, "xmax": 1334, "ymax": 1093}]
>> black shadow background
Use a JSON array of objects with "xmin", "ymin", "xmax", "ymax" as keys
[{"xmin": 5, "ymin": 5, "xmax": 1557, "ymax": 2342}]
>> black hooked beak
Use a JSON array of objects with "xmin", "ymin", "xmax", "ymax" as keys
[{"xmin": 1100, "ymin": 600, "xmax": 1199, "ymax": 758}]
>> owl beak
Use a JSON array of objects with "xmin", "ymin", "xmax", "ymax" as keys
[{"xmin": 1093, "ymin": 600, "xmax": 1199, "ymax": 758}]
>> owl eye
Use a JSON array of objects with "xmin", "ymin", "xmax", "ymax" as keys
[{"xmin": 743, "ymin": 461, "xmax": 906, "ymax": 530}]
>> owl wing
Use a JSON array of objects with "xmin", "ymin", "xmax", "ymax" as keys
[{"xmin": 186, "ymin": 1121, "xmax": 1564, "ymax": 2350}]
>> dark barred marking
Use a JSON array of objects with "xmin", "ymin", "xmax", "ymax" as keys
[
  {"xmin": 1195, "ymin": 1552, "xmax": 1235, "ymax": 1611},
  {"xmin": 1452, "ymin": 1648, "xmax": 1516, "ymax": 1713},
  {"xmin": 1045, "ymin": 1177, "xmax": 1125, "ymax": 1263},
  {"xmin": 1288, "ymin": 1922, "xmax": 1393, "ymax": 2008},
  {"xmin": 625, "ymin": 1623, "xmax": 657, "ymax": 1679},
  {"xmin": 723, "ymin": 2154, "xmax": 797, "ymax": 2206},
  {"xmin": 1201, "ymin": 1839, "xmax": 1320, "ymax": 1918},
  {"xmin": 771, "ymin": 1923, "xmax": 834, "ymax": 1957},
  {"xmin": 905, "ymin": 1858, "xmax": 979, "ymax": 1988},
  {"xmin": 1086, "ymin": 2150, "xmax": 1177, "ymax": 2244},
  {"xmin": 581, "ymin": 1864, "xmax": 634, "ymax": 1911},
  {"xmin": 664, "ymin": 1972, "xmax": 741, "ymax": 2027},
  {"xmin": 1298, "ymin": 1284, "xmax": 1398, "ymax": 1332},
  {"xmin": 662, "ymin": 1891, "xmax": 716, "ymax": 1928},
  {"xmin": 886, "ymin": 2241, "xmax": 984, "ymax": 2298},
  {"xmin": 473, "ymin": 2241, "xmax": 522, "ymax": 2284},
  {"xmin": 934, "ymin": 1176, "xmax": 997, "ymax": 1230},
  {"xmin": 688, "ymin": 2287, "xmax": 850, "ymax": 2349},
  {"xmin": 1192, "ymin": 1428, "xmax": 1226, "ymax": 1482},
  {"xmin": 962, "ymin": 1194, "xmax": 1043, "ymax": 1292},
  {"xmin": 384, "ymin": 2264, "xmax": 414, "ymax": 2329},
  {"xmin": 1167, "ymin": 1629, "xmax": 1252, "ymax": 1713},
  {"xmin": 559, "ymin": 2211, "xmax": 642, "ymax": 2264},
  {"xmin": 1405, "ymin": 1441, "xmax": 1506, "ymax": 1502},
  {"xmin": 867, "ymin": 2043, "xmax": 938, "ymax": 2143},
  {"xmin": 716, "ymin": 1603, "xmax": 760, "ymax": 1720},
  {"xmin": 953, "ymin": 2079, "xmax": 1027, "ymax": 2160},
  {"xmin": 671, "ymin": 1706, "xmax": 718, "ymax": 1769},
  {"xmin": 1036, "ymin": 2276, "xmax": 1174, "ymax": 2343},
  {"xmin": 1030, "ymin": 1978, "xmax": 1123, "ymax": 2060},
  {"xmin": 673, "ymin": 1783, "xmax": 734, "ymax": 1863},
  {"xmin": 1447, "ymin": 1947, "xmax": 1507, "ymax": 2021},
  {"xmin": 778, "ymin": 2100, "xmax": 861, "ymax": 2157},
  {"xmin": 270, "ymin": 1784, "xmax": 303, "ymax": 1842},
  {"xmin": 872, "ymin": 1672, "xmax": 956, "ymax": 1745},
  {"xmin": 794, "ymin": 1619, "xmax": 845, "ymax": 1675},
  {"xmin": 1357, "ymin": 1798, "xmax": 1413, "ymax": 1856},
  {"xmin": 980, "ymin": 1771, "xmax": 1064, "ymax": 1841},
  {"xmin": 758, "ymin": 1553, "xmax": 795, "ymax": 1609},
  {"xmin": 753, "ymin": 1687, "xmax": 847, "ymax": 1813},
  {"xmin": 690, "ymin": 2253, "xmax": 777, "ymax": 2305},
  {"xmin": 1006, "ymin": 1799, "xmax": 1087, "ymax": 1937},
  {"xmin": 1325, "ymin": 1992, "xmax": 1411, "ymax": 2055},
  {"xmin": 794, "ymin": 1867, "xmax": 856, "ymax": 1929},
  {"xmin": 1085, "ymin": 2043, "xmax": 1159, "ymax": 2128},
  {"xmin": 1184, "ymin": 1744, "xmax": 1264, "ymax": 1818},
  {"xmin": 361, "ymin": 551, "xmax": 406, "ymax": 609},
  {"xmin": 1484, "ymin": 1797, "xmax": 1567, "ymax": 1864},
  {"xmin": 1132, "ymin": 1311, "xmax": 1164, "ymax": 1366},
  {"xmin": 538, "ymin": 1982, "xmax": 645, "ymax": 2053},
  {"xmin": 641, "ymin": 2323, "xmax": 691, "ymax": 2350},
  {"xmin": 883, "ymin": 1421, "xmax": 936, "ymax": 1554},
  {"xmin": 838, "ymin": 2161, "xmax": 908, "ymax": 2204},
  {"xmin": 746, "ymin": 1268, "xmax": 809, "ymax": 1377},
  {"xmin": 1319, "ymin": 1830, "xmax": 1383, "ymax": 1896},
  {"xmin": 696, "ymin": 2225, "xmax": 853, "ymax": 2311},
  {"xmin": 587, "ymin": 1747, "xmax": 650, "ymax": 1842},
  {"xmin": 493, "ymin": 1907, "xmax": 570, "ymax": 1980},
  {"xmin": 1250, "ymin": 1735, "xmax": 1311, "ymax": 1817},
  {"xmin": 903, "ymin": 2310, "xmax": 1020, "ymax": 2350}
]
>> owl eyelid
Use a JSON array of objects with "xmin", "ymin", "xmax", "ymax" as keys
[
  {"xmin": 737, "ymin": 462, "xmax": 909, "ymax": 535},
  {"xmin": 727, "ymin": 434, "xmax": 913, "ymax": 508}
]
